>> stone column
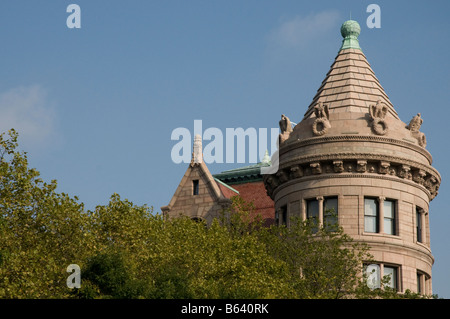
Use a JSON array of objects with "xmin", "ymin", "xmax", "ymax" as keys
[
  {"xmin": 317, "ymin": 196, "xmax": 324, "ymax": 227},
  {"xmin": 378, "ymin": 196, "xmax": 385, "ymax": 234},
  {"xmin": 416, "ymin": 207, "xmax": 425, "ymax": 243}
]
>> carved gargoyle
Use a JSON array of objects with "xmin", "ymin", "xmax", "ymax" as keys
[
  {"xmin": 279, "ymin": 114, "xmax": 293, "ymax": 134},
  {"xmin": 279, "ymin": 114, "xmax": 293, "ymax": 144},
  {"xmin": 406, "ymin": 113, "xmax": 426, "ymax": 147}
]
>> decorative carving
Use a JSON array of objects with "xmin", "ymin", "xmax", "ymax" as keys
[
  {"xmin": 290, "ymin": 165, "xmax": 303, "ymax": 179},
  {"xmin": 369, "ymin": 100, "xmax": 389, "ymax": 135},
  {"xmin": 277, "ymin": 170, "xmax": 289, "ymax": 183},
  {"xmin": 310, "ymin": 162, "xmax": 322, "ymax": 174},
  {"xmin": 346, "ymin": 163, "xmax": 354, "ymax": 172},
  {"xmin": 407, "ymin": 113, "xmax": 423, "ymax": 132},
  {"xmin": 266, "ymin": 176, "xmax": 280, "ymax": 189},
  {"xmin": 379, "ymin": 161, "xmax": 390, "ymax": 174},
  {"xmin": 264, "ymin": 155, "xmax": 440, "ymax": 201},
  {"xmin": 333, "ymin": 160, "xmax": 344, "ymax": 173},
  {"xmin": 279, "ymin": 114, "xmax": 293, "ymax": 144},
  {"xmin": 190, "ymin": 134, "xmax": 203, "ymax": 166},
  {"xmin": 356, "ymin": 160, "xmax": 367, "ymax": 173},
  {"xmin": 412, "ymin": 169, "xmax": 426, "ymax": 185},
  {"xmin": 312, "ymin": 102, "xmax": 331, "ymax": 136},
  {"xmin": 406, "ymin": 113, "xmax": 427, "ymax": 147},
  {"xmin": 398, "ymin": 165, "xmax": 411, "ymax": 179},
  {"xmin": 424, "ymin": 175, "xmax": 439, "ymax": 198},
  {"xmin": 389, "ymin": 167, "xmax": 397, "ymax": 176},
  {"xmin": 279, "ymin": 114, "xmax": 293, "ymax": 134}
]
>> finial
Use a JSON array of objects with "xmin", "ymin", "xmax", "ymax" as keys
[
  {"xmin": 261, "ymin": 150, "xmax": 271, "ymax": 165},
  {"xmin": 339, "ymin": 20, "xmax": 361, "ymax": 51},
  {"xmin": 191, "ymin": 134, "xmax": 202, "ymax": 165}
]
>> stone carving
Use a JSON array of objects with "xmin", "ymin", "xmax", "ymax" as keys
[
  {"xmin": 190, "ymin": 134, "xmax": 203, "ymax": 166},
  {"xmin": 389, "ymin": 167, "xmax": 397, "ymax": 176},
  {"xmin": 356, "ymin": 160, "xmax": 367, "ymax": 173},
  {"xmin": 264, "ymin": 176, "xmax": 279, "ymax": 194},
  {"xmin": 369, "ymin": 100, "xmax": 389, "ymax": 135},
  {"xmin": 276, "ymin": 170, "xmax": 289, "ymax": 183},
  {"xmin": 406, "ymin": 113, "xmax": 427, "ymax": 147},
  {"xmin": 346, "ymin": 163, "xmax": 354, "ymax": 172},
  {"xmin": 424, "ymin": 175, "xmax": 439, "ymax": 198},
  {"xmin": 333, "ymin": 160, "xmax": 344, "ymax": 173},
  {"xmin": 407, "ymin": 113, "xmax": 423, "ymax": 131},
  {"xmin": 398, "ymin": 165, "xmax": 411, "ymax": 179},
  {"xmin": 424, "ymin": 176, "xmax": 438, "ymax": 195},
  {"xmin": 312, "ymin": 102, "xmax": 331, "ymax": 136},
  {"xmin": 279, "ymin": 114, "xmax": 293, "ymax": 144},
  {"xmin": 279, "ymin": 114, "xmax": 293, "ymax": 134},
  {"xmin": 413, "ymin": 169, "xmax": 426, "ymax": 185},
  {"xmin": 290, "ymin": 165, "xmax": 303, "ymax": 179},
  {"xmin": 379, "ymin": 161, "xmax": 390, "ymax": 174},
  {"xmin": 310, "ymin": 162, "xmax": 322, "ymax": 174}
]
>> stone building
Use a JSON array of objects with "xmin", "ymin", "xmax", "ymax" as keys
[
  {"xmin": 162, "ymin": 135, "xmax": 274, "ymax": 224},
  {"xmin": 163, "ymin": 20, "xmax": 441, "ymax": 295},
  {"xmin": 161, "ymin": 135, "xmax": 239, "ymax": 224},
  {"xmin": 264, "ymin": 20, "xmax": 440, "ymax": 294}
]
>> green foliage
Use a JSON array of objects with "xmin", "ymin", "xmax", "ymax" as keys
[{"xmin": 0, "ymin": 130, "xmax": 434, "ymax": 299}]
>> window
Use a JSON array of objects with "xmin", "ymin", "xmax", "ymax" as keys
[
  {"xmin": 306, "ymin": 196, "xmax": 338, "ymax": 232},
  {"xmin": 306, "ymin": 199, "xmax": 319, "ymax": 232},
  {"xmin": 363, "ymin": 263, "xmax": 400, "ymax": 291},
  {"xmin": 364, "ymin": 197, "xmax": 397, "ymax": 235},
  {"xmin": 281, "ymin": 205, "xmax": 287, "ymax": 226},
  {"xmin": 417, "ymin": 272, "xmax": 423, "ymax": 294},
  {"xmin": 384, "ymin": 200, "xmax": 396, "ymax": 235},
  {"xmin": 364, "ymin": 264, "xmax": 381, "ymax": 289},
  {"xmin": 324, "ymin": 197, "xmax": 338, "ymax": 230},
  {"xmin": 364, "ymin": 198, "xmax": 379, "ymax": 233},
  {"xmin": 416, "ymin": 207, "xmax": 423, "ymax": 243},
  {"xmin": 193, "ymin": 180, "xmax": 199, "ymax": 195},
  {"xmin": 384, "ymin": 266, "xmax": 398, "ymax": 290},
  {"xmin": 276, "ymin": 205, "xmax": 288, "ymax": 226}
]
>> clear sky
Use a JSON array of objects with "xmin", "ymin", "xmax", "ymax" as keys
[{"xmin": 1, "ymin": 0, "xmax": 449, "ymax": 298}]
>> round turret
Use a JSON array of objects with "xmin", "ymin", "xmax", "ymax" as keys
[{"xmin": 264, "ymin": 20, "xmax": 440, "ymax": 294}]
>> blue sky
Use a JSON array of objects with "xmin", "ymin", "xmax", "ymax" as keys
[{"xmin": 1, "ymin": 0, "xmax": 449, "ymax": 298}]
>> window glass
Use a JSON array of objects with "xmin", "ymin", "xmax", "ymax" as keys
[
  {"xmin": 307, "ymin": 199, "xmax": 319, "ymax": 232},
  {"xmin": 384, "ymin": 200, "xmax": 396, "ymax": 235},
  {"xmin": 324, "ymin": 197, "xmax": 338, "ymax": 230},
  {"xmin": 417, "ymin": 273, "xmax": 422, "ymax": 294},
  {"xmin": 416, "ymin": 208, "xmax": 422, "ymax": 243},
  {"xmin": 193, "ymin": 180, "xmax": 199, "ymax": 195},
  {"xmin": 307, "ymin": 200, "xmax": 319, "ymax": 219},
  {"xmin": 384, "ymin": 266, "xmax": 397, "ymax": 290},
  {"xmin": 364, "ymin": 198, "xmax": 378, "ymax": 233}
]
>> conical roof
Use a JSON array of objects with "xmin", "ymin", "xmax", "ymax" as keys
[{"xmin": 303, "ymin": 20, "xmax": 399, "ymax": 120}]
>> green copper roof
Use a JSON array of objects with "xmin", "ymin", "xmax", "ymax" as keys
[
  {"xmin": 340, "ymin": 20, "xmax": 361, "ymax": 51},
  {"xmin": 213, "ymin": 150, "xmax": 271, "ymax": 185}
]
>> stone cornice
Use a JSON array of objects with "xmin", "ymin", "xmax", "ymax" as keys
[
  {"xmin": 269, "ymin": 173, "xmax": 432, "ymax": 199},
  {"xmin": 279, "ymin": 152, "xmax": 441, "ymax": 181},
  {"xmin": 281, "ymin": 135, "xmax": 433, "ymax": 164},
  {"xmin": 358, "ymin": 239, "xmax": 434, "ymax": 266},
  {"xmin": 264, "ymin": 156, "xmax": 441, "ymax": 202}
]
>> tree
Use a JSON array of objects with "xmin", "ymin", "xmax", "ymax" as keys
[
  {"xmin": 0, "ymin": 129, "xmax": 96, "ymax": 298},
  {"xmin": 1, "ymin": 129, "xmax": 433, "ymax": 299}
]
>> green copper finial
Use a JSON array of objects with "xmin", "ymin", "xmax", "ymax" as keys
[{"xmin": 340, "ymin": 20, "xmax": 361, "ymax": 51}]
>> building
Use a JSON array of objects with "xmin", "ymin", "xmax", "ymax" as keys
[
  {"xmin": 161, "ymin": 135, "xmax": 274, "ymax": 225},
  {"xmin": 163, "ymin": 20, "xmax": 441, "ymax": 294}
]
